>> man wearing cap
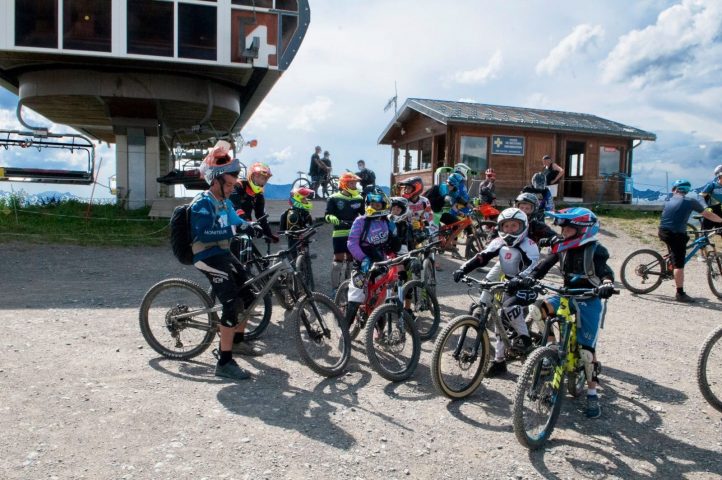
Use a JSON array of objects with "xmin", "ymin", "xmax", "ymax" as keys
[{"xmin": 542, "ymin": 154, "xmax": 564, "ymax": 198}]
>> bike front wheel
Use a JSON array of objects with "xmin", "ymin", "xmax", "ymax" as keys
[
  {"xmin": 430, "ymin": 314, "xmax": 490, "ymax": 399},
  {"xmin": 292, "ymin": 292, "xmax": 351, "ymax": 377},
  {"xmin": 403, "ymin": 280, "xmax": 441, "ymax": 341},
  {"xmin": 291, "ymin": 177, "xmax": 312, "ymax": 192},
  {"xmin": 140, "ymin": 278, "xmax": 216, "ymax": 360},
  {"xmin": 512, "ymin": 346, "xmax": 565, "ymax": 450},
  {"xmin": 706, "ymin": 253, "xmax": 722, "ymax": 299},
  {"xmin": 365, "ymin": 304, "xmax": 421, "ymax": 382},
  {"xmin": 421, "ymin": 257, "xmax": 436, "ymax": 294},
  {"xmin": 620, "ymin": 249, "xmax": 666, "ymax": 294},
  {"xmin": 697, "ymin": 324, "xmax": 722, "ymax": 412}
]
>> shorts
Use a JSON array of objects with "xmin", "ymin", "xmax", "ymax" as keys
[
  {"xmin": 658, "ymin": 228, "xmax": 689, "ymax": 269},
  {"xmin": 546, "ymin": 295, "xmax": 605, "ymax": 349},
  {"xmin": 333, "ymin": 236, "xmax": 351, "ymax": 255},
  {"xmin": 195, "ymin": 252, "xmax": 251, "ymax": 328}
]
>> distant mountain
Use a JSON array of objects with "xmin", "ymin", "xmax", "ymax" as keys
[
  {"xmin": 0, "ymin": 190, "xmax": 82, "ymax": 205},
  {"xmin": 632, "ymin": 187, "xmax": 666, "ymax": 202}
]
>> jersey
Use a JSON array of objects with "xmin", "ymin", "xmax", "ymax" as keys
[
  {"xmin": 465, "ymin": 236, "xmax": 540, "ymax": 278},
  {"xmin": 229, "ymin": 181, "xmax": 273, "ymax": 237},
  {"xmin": 325, "ymin": 191, "xmax": 364, "ymax": 237},
  {"xmin": 700, "ymin": 180, "xmax": 722, "ymax": 206},
  {"xmin": 532, "ymin": 241, "xmax": 614, "ymax": 288},
  {"xmin": 190, "ymin": 191, "xmax": 246, "ymax": 262},
  {"xmin": 347, "ymin": 215, "xmax": 400, "ymax": 263},
  {"xmin": 407, "ymin": 195, "xmax": 434, "ymax": 228},
  {"xmin": 659, "ymin": 194, "xmax": 705, "ymax": 233}
]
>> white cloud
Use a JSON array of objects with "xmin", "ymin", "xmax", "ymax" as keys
[
  {"xmin": 246, "ymin": 101, "xmax": 286, "ymax": 131},
  {"xmin": 601, "ymin": 0, "xmax": 722, "ymax": 87},
  {"xmin": 288, "ymin": 96, "xmax": 333, "ymax": 132},
  {"xmin": 265, "ymin": 145, "xmax": 294, "ymax": 166},
  {"xmin": 451, "ymin": 50, "xmax": 503, "ymax": 85},
  {"xmin": 536, "ymin": 24, "xmax": 604, "ymax": 75}
]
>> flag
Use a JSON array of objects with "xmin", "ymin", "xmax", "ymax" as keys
[{"xmin": 383, "ymin": 95, "xmax": 397, "ymax": 112}]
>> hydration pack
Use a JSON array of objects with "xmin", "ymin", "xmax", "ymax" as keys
[{"xmin": 170, "ymin": 204, "xmax": 194, "ymax": 265}]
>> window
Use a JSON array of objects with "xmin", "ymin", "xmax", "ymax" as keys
[
  {"xmin": 419, "ymin": 137, "xmax": 432, "ymax": 170},
  {"xmin": 569, "ymin": 153, "xmax": 584, "ymax": 176},
  {"xmin": 178, "ymin": 3, "xmax": 217, "ymax": 60},
  {"xmin": 63, "ymin": 0, "xmax": 111, "ymax": 52},
  {"xmin": 233, "ymin": 0, "xmax": 273, "ymax": 7},
  {"xmin": 599, "ymin": 146, "xmax": 621, "ymax": 176},
  {"xmin": 128, "ymin": 0, "xmax": 174, "ymax": 57},
  {"xmin": 460, "ymin": 136, "xmax": 488, "ymax": 172},
  {"xmin": 276, "ymin": 0, "xmax": 298, "ymax": 11},
  {"xmin": 280, "ymin": 14, "xmax": 298, "ymax": 56},
  {"xmin": 15, "ymin": 0, "xmax": 58, "ymax": 48}
]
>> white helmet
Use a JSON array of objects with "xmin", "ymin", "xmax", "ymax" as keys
[
  {"xmin": 714, "ymin": 164, "xmax": 722, "ymax": 178},
  {"xmin": 497, "ymin": 207, "xmax": 529, "ymax": 247},
  {"xmin": 388, "ymin": 196, "xmax": 411, "ymax": 222}
]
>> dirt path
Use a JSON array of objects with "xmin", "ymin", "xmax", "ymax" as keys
[{"xmin": 1, "ymin": 222, "xmax": 721, "ymax": 479}]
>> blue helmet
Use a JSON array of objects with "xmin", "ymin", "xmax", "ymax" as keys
[
  {"xmin": 447, "ymin": 172, "xmax": 465, "ymax": 190},
  {"xmin": 546, "ymin": 207, "xmax": 599, "ymax": 253},
  {"xmin": 672, "ymin": 179, "xmax": 691, "ymax": 194}
]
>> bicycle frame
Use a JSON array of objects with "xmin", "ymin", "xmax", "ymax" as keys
[
  {"xmin": 461, "ymin": 279, "xmax": 520, "ymax": 360},
  {"xmin": 547, "ymin": 297, "xmax": 581, "ymax": 389},
  {"xmin": 438, "ymin": 216, "xmax": 472, "ymax": 250}
]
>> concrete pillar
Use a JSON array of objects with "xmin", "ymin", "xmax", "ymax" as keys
[{"xmin": 114, "ymin": 129, "xmax": 162, "ymax": 208}]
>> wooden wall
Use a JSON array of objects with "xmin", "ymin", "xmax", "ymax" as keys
[{"xmin": 388, "ymin": 113, "xmax": 635, "ymax": 204}]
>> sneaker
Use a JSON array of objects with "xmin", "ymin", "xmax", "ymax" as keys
[
  {"xmin": 675, "ymin": 292, "xmax": 696, "ymax": 303},
  {"xmin": 232, "ymin": 341, "xmax": 264, "ymax": 356},
  {"xmin": 586, "ymin": 394, "xmax": 601, "ymax": 418},
  {"xmin": 215, "ymin": 359, "xmax": 251, "ymax": 380},
  {"xmin": 486, "ymin": 360, "xmax": 508, "ymax": 378}
]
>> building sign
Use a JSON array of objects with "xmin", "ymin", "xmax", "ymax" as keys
[{"xmin": 491, "ymin": 135, "xmax": 525, "ymax": 156}]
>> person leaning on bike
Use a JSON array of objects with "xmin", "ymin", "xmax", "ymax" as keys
[
  {"xmin": 280, "ymin": 186, "xmax": 314, "ymax": 253},
  {"xmin": 345, "ymin": 188, "xmax": 402, "ymax": 329},
  {"xmin": 192, "ymin": 141, "xmax": 266, "ymax": 380},
  {"xmin": 397, "ymin": 176, "xmax": 435, "ymax": 244},
  {"xmin": 325, "ymin": 172, "xmax": 364, "ymax": 296},
  {"xmin": 659, "ymin": 179, "xmax": 722, "ymax": 303},
  {"xmin": 526, "ymin": 207, "xmax": 615, "ymax": 418},
  {"xmin": 453, "ymin": 208, "xmax": 541, "ymax": 377}
]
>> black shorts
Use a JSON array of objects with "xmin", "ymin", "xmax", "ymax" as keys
[
  {"xmin": 658, "ymin": 228, "xmax": 689, "ymax": 269},
  {"xmin": 195, "ymin": 252, "xmax": 251, "ymax": 328},
  {"xmin": 333, "ymin": 236, "xmax": 351, "ymax": 255}
]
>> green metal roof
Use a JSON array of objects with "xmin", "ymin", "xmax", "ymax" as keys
[{"xmin": 379, "ymin": 98, "xmax": 656, "ymax": 143}]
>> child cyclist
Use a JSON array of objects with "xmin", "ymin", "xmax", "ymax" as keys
[
  {"xmin": 397, "ymin": 176, "xmax": 435, "ymax": 244},
  {"xmin": 280, "ymin": 186, "xmax": 315, "ymax": 252},
  {"xmin": 453, "ymin": 207, "xmax": 541, "ymax": 377},
  {"xmin": 525, "ymin": 207, "xmax": 616, "ymax": 418},
  {"xmin": 325, "ymin": 172, "xmax": 365, "ymax": 296},
  {"xmin": 521, "ymin": 173, "xmax": 553, "ymax": 222},
  {"xmin": 344, "ymin": 188, "xmax": 402, "ymax": 328}
]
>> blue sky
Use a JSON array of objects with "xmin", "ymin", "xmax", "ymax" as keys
[{"xmin": 2, "ymin": 0, "xmax": 722, "ymax": 199}]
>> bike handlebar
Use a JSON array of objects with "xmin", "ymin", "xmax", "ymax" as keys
[{"xmin": 460, "ymin": 276, "xmax": 620, "ymax": 298}]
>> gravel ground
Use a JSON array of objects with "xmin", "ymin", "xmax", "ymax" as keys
[{"xmin": 1, "ymin": 221, "xmax": 722, "ymax": 480}]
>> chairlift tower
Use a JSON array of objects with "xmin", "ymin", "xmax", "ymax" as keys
[{"xmin": 0, "ymin": 0, "xmax": 309, "ymax": 208}]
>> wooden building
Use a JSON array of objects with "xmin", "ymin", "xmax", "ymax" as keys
[{"xmin": 379, "ymin": 98, "xmax": 656, "ymax": 204}]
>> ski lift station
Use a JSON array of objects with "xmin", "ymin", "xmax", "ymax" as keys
[{"xmin": 0, "ymin": 0, "xmax": 309, "ymax": 208}]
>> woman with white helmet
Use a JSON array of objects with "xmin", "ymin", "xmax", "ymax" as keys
[{"xmin": 453, "ymin": 207, "xmax": 541, "ymax": 377}]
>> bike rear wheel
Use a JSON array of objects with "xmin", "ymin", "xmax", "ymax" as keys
[
  {"xmin": 365, "ymin": 304, "xmax": 421, "ymax": 382},
  {"xmin": 697, "ymin": 324, "xmax": 722, "ymax": 412},
  {"xmin": 706, "ymin": 253, "xmax": 722, "ymax": 299},
  {"xmin": 140, "ymin": 278, "xmax": 216, "ymax": 360},
  {"xmin": 292, "ymin": 177, "xmax": 312, "ymax": 192},
  {"xmin": 403, "ymin": 279, "xmax": 441, "ymax": 341},
  {"xmin": 292, "ymin": 292, "xmax": 351, "ymax": 377},
  {"xmin": 430, "ymin": 314, "xmax": 490, "ymax": 399},
  {"xmin": 620, "ymin": 248, "xmax": 666, "ymax": 294},
  {"xmin": 512, "ymin": 346, "xmax": 565, "ymax": 450}
]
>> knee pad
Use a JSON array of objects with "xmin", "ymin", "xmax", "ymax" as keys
[
  {"xmin": 480, "ymin": 289, "xmax": 493, "ymax": 306},
  {"xmin": 580, "ymin": 347, "xmax": 595, "ymax": 381}
]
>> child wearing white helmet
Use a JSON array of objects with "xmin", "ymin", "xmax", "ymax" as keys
[{"xmin": 453, "ymin": 207, "xmax": 541, "ymax": 377}]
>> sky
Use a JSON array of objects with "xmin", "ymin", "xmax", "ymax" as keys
[{"xmin": 2, "ymin": 0, "xmax": 722, "ymax": 200}]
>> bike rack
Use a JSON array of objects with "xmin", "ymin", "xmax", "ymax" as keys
[{"xmin": 0, "ymin": 129, "xmax": 95, "ymax": 185}]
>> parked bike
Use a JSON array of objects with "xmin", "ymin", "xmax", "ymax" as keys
[{"xmin": 697, "ymin": 323, "xmax": 722, "ymax": 412}]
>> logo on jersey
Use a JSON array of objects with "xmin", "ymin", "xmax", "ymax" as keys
[{"xmin": 505, "ymin": 252, "xmax": 512, "ymax": 260}]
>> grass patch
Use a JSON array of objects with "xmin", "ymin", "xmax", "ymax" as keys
[{"xmin": 0, "ymin": 194, "xmax": 169, "ymax": 246}]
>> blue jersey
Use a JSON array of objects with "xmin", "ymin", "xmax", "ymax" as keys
[
  {"xmin": 700, "ymin": 180, "xmax": 722, "ymax": 206},
  {"xmin": 190, "ymin": 191, "xmax": 246, "ymax": 262}
]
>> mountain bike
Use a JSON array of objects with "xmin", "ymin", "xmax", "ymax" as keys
[
  {"xmin": 697, "ymin": 324, "xmax": 722, "ymax": 412},
  {"xmin": 139, "ymin": 232, "xmax": 351, "ymax": 377},
  {"xmin": 279, "ymin": 225, "xmax": 318, "ymax": 293},
  {"xmin": 620, "ymin": 227, "xmax": 722, "ymax": 298},
  {"xmin": 335, "ymin": 244, "xmax": 441, "ymax": 341},
  {"xmin": 430, "ymin": 276, "xmax": 544, "ymax": 399},
  {"xmin": 438, "ymin": 212, "xmax": 495, "ymax": 260},
  {"xmin": 511, "ymin": 282, "xmax": 619, "ymax": 450}
]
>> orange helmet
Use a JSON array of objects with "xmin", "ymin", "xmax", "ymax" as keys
[
  {"xmin": 247, "ymin": 162, "xmax": 272, "ymax": 194},
  {"xmin": 339, "ymin": 172, "xmax": 361, "ymax": 195}
]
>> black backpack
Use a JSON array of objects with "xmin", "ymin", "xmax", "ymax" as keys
[{"xmin": 170, "ymin": 204, "xmax": 194, "ymax": 265}]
